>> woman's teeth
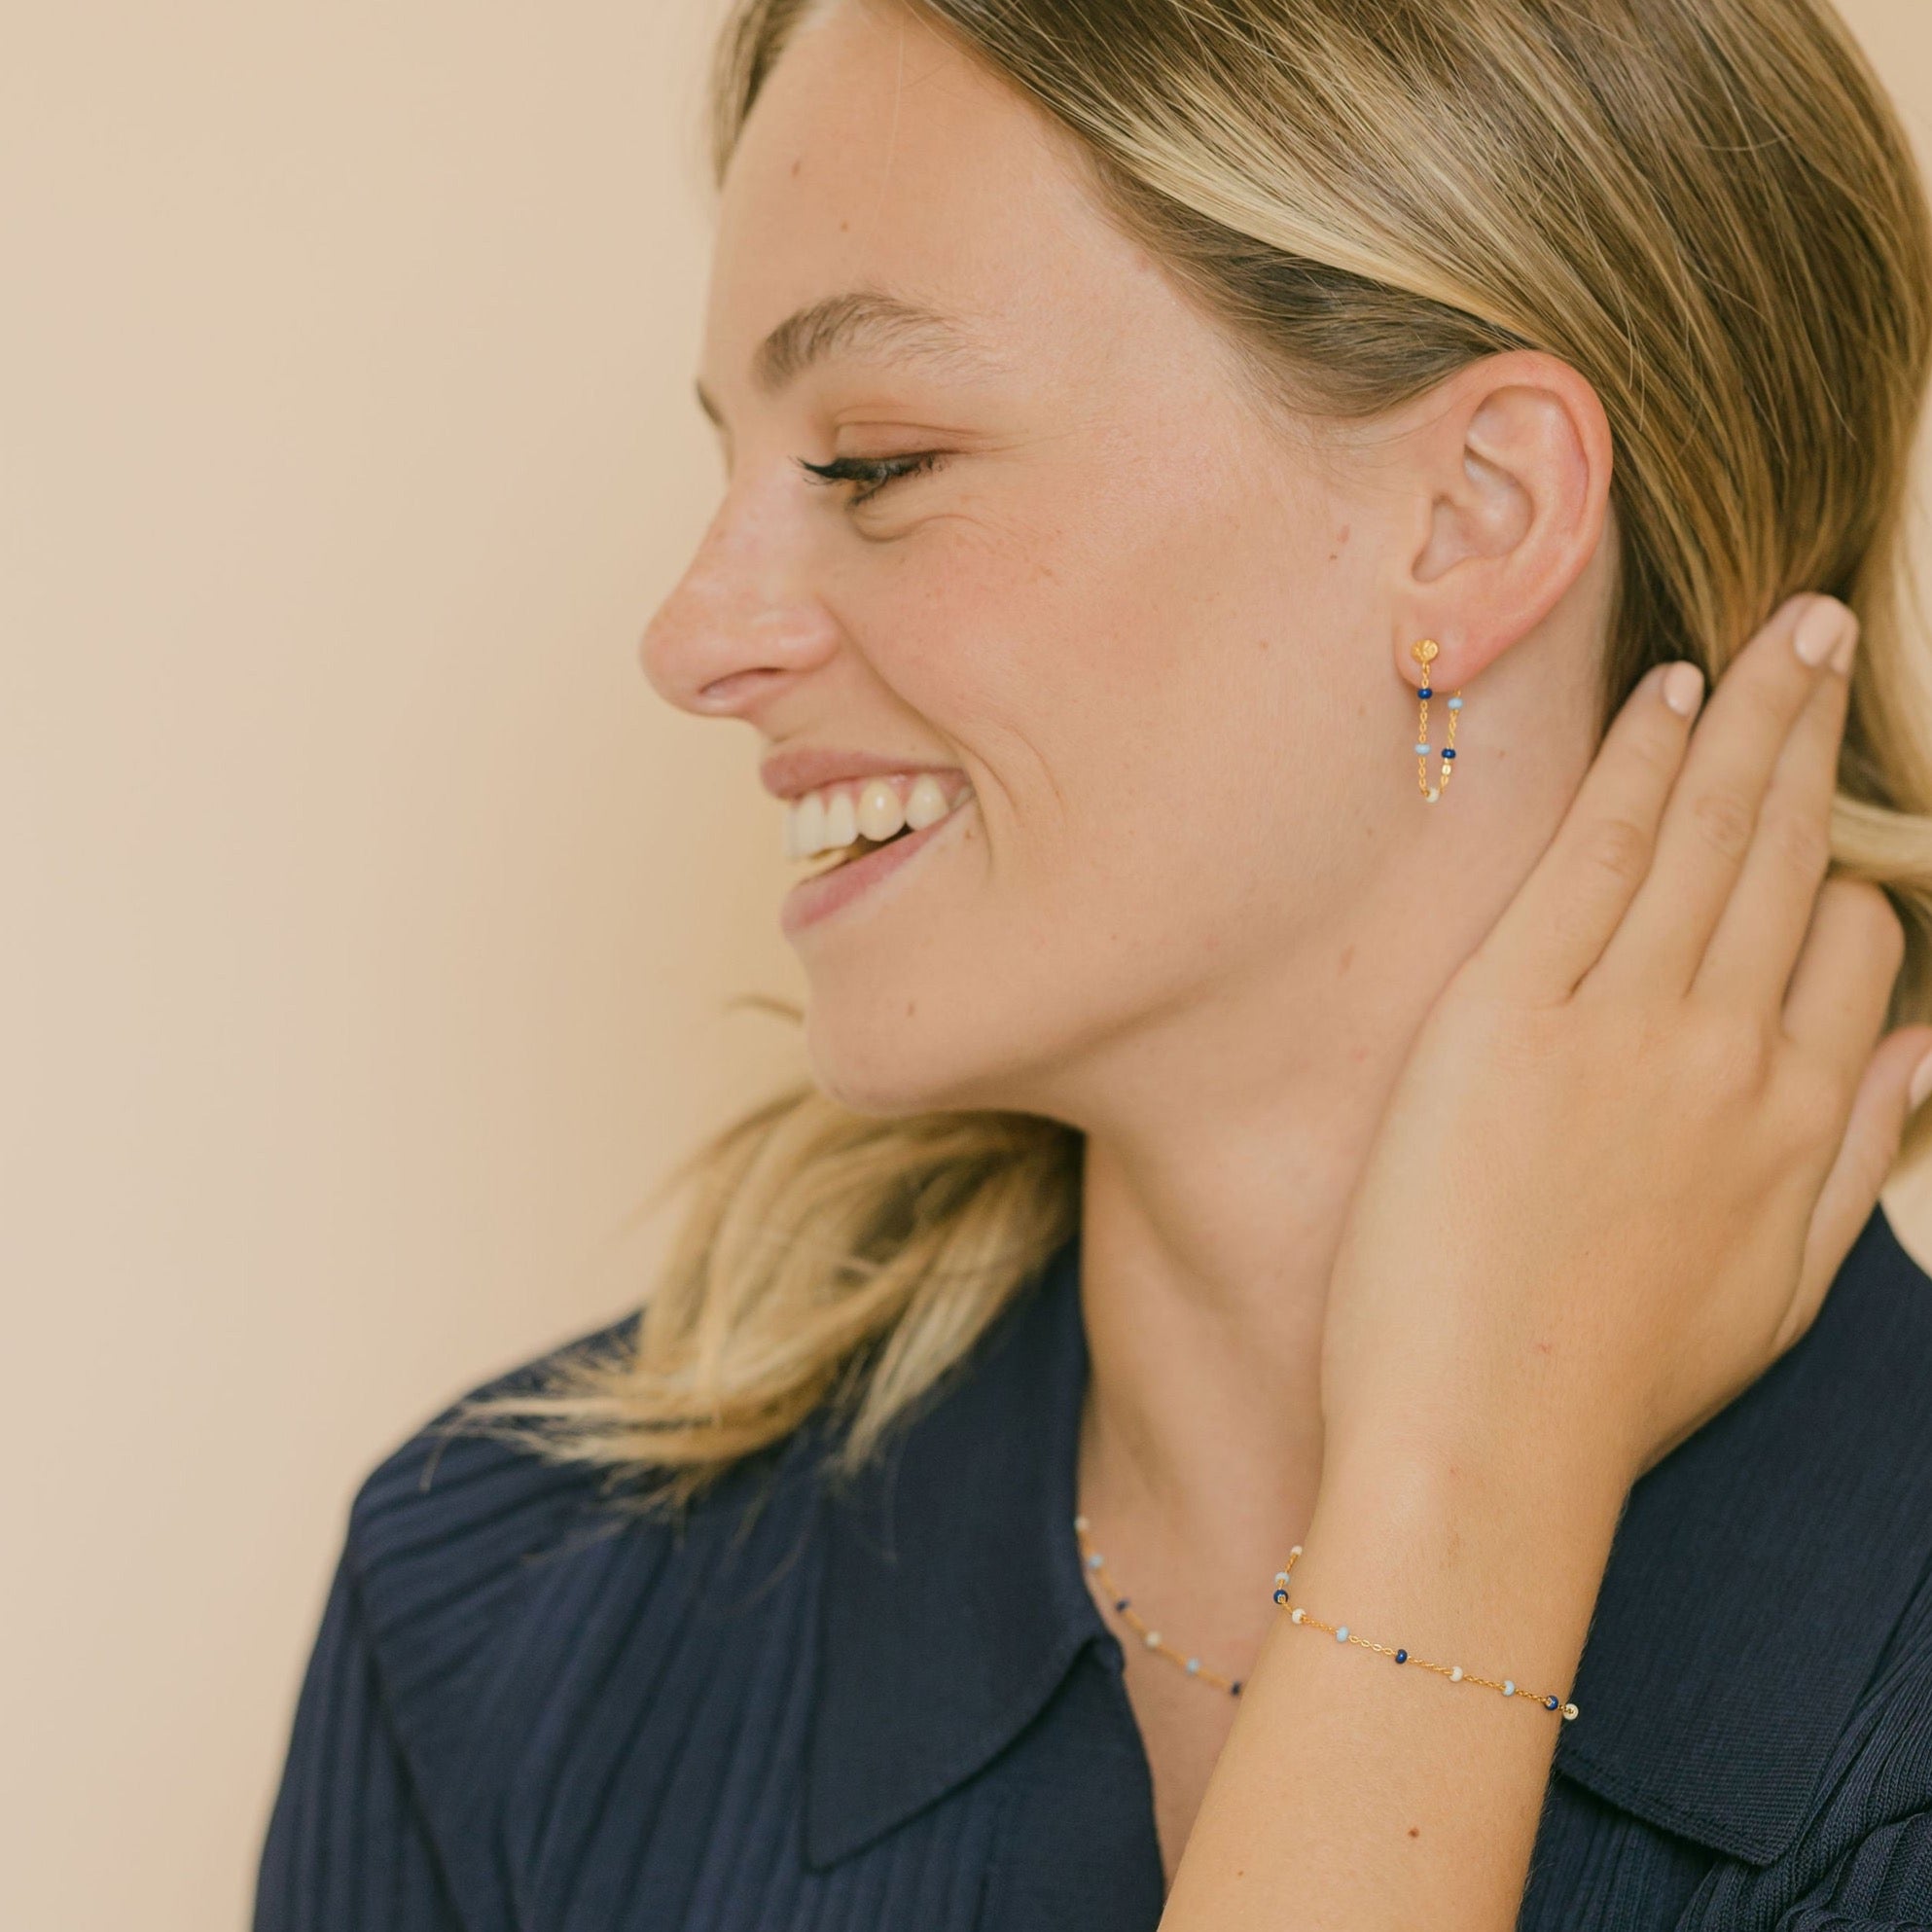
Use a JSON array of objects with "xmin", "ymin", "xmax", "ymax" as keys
[{"xmin": 783, "ymin": 772, "xmax": 972, "ymax": 865}]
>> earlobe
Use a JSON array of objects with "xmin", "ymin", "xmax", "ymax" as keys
[{"xmin": 1391, "ymin": 615, "xmax": 1473, "ymax": 704}]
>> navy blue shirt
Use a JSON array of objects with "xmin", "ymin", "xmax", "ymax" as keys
[{"xmin": 256, "ymin": 1202, "xmax": 1932, "ymax": 1929}]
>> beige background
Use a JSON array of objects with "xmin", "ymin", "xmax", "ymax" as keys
[{"xmin": 3, "ymin": 4, "xmax": 1928, "ymax": 1927}]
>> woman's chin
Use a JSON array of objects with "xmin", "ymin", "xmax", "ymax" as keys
[
  {"xmin": 804, "ymin": 1033, "xmax": 980, "ymax": 1120},
  {"xmin": 802, "ymin": 1002, "xmax": 1035, "ymax": 1121}
]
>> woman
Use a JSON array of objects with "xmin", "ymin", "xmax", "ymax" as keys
[{"xmin": 256, "ymin": 0, "xmax": 1932, "ymax": 1926}]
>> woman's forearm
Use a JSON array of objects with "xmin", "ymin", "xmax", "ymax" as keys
[{"xmin": 1160, "ymin": 1438, "xmax": 1628, "ymax": 1932}]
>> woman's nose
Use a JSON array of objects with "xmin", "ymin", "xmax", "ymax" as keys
[{"xmin": 639, "ymin": 487, "xmax": 841, "ymax": 721}]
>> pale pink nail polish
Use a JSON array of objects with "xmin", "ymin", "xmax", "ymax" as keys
[
  {"xmin": 1910, "ymin": 1049, "xmax": 1932, "ymax": 1114},
  {"xmin": 1793, "ymin": 598, "xmax": 1846, "ymax": 667},
  {"xmin": 1662, "ymin": 662, "xmax": 1704, "ymax": 716}
]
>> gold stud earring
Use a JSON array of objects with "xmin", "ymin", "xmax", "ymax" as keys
[{"xmin": 1411, "ymin": 640, "xmax": 1463, "ymax": 804}]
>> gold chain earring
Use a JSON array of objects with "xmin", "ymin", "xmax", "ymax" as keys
[{"xmin": 1411, "ymin": 640, "xmax": 1463, "ymax": 804}]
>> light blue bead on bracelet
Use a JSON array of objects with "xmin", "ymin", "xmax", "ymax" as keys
[
  {"xmin": 1413, "ymin": 742, "xmax": 1430, "ymax": 755},
  {"xmin": 1448, "ymin": 697, "xmax": 1464, "ymax": 710}
]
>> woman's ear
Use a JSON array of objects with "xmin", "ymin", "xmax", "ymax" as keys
[{"xmin": 1392, "ymin": 349, "xmax": 1614, "ymax": 692}]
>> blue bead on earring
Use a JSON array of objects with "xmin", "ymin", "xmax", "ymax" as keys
[{"xmin": 1411, "ymin": 640, "xmax": 1464, "ymax": 803}]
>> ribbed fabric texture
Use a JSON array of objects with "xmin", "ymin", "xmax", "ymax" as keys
[
  {"xmin": 256, "ymin": 1204, "xmax": 1932, "ymax": 1931},
  {"xmin": 256, "ymin": 1421, "xmax": 1030, "ymax": 1932}
]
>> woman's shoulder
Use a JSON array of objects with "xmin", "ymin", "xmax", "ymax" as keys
[
  {"xmin": 1550, "ymin": 1196, "xmax": 1932, "ymax": 1882},
  {"xmin": 263, "ymin": 1320, "xmax": 841, "ymax": 1930},
  {"xmin": 342, "ymin": 1313, "xmax": 643, "ymax": 1591},
  {"xmin": 338, "ymin": 1311, "xmax": 831, "ymax": 1719}
]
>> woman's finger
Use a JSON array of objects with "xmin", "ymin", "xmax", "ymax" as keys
[
  {"xmin": 1695, "ymin": 619, "xmax": 1856, "ymax": 1013},
  {"xmin": 1779, "ymin": 1020, "xmax": 1932, "ymax": 1353},
  {"xmin": 1782, "ymin": 874, "xmax": 1906, "ymax": 1074},
  {"xmin": 1472, "ymin": 658, "xmax": 1704, "ymax": 1001},
  {"xmin": 1588, "ymin": 595, "xmax": 1853, "ymax": 1000}
]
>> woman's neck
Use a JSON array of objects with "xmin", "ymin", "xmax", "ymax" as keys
[
  {"xmin": 1072, "ymin": 996, "xmax": 1409, "ymax": 1590},
  {"xmin": 1064, "ymin": 819, "xmax": 1549, "ymax": 1601}
]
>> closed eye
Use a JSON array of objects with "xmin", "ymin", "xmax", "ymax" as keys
[{"xmin": 796, "ymin": 451, "xmax": 948, "ymax": 509}]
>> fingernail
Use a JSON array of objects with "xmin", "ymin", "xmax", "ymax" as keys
[
  {"xmin": 1794, "ymin": 597, "xmax": 1849, "ymax": 667},
  {"xmin": 1910, "ymin": 1048, "xmax": 1932, "ymax": 1113},
  {"xmin": 1832, "ymin": 613, "xmax": 1861, "ymax": 677},
  {"xmin": 1662, "ymin": 661, "xmax": 1704, "ymax": 716}
]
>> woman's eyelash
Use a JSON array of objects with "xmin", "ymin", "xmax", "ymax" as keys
[{"xmin": 796, "ymin": 451, "xmax": 948, "ymax": 508}]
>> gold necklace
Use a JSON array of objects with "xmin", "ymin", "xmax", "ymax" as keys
[{"xmin": 1073, "ymin": 1513, "xmax": 1245, "ymax": 1698}]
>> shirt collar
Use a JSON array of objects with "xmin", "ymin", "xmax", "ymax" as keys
[
  {"xmin": 804, "ymin": 1227, "xmax": 1104, "ymax": 1870},
  {"xmin": 805, "ymin": 1201, "xmax": 1932, "ymax": 1873}
]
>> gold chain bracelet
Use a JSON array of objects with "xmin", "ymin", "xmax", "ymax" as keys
[{"xmin": 1272, "ymin": 1544, "xmax": 1579, "ymax": 1722}]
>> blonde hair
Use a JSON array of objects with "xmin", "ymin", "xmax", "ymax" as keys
[{"xmin": 465, "ymin": 0, "xmax": 1932, "ymax": 1517}]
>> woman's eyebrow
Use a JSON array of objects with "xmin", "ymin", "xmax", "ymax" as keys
[{"xmin": 695, "ymin": 287, "xmax": 1009, "ymax": 425}]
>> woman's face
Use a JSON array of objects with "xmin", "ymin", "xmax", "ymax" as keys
[{"xmin": 643, "ymin": 0, "xmax": 1442, "ymax": 1120}]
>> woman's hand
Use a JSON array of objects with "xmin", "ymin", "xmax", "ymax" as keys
[
  {"xmin": 1319, "ymin": 594, "xmax": 1932, "ymax": 1505},
  {"xmin": 1162, "ymin": 595, "xmax": 1932, "ymax": 1932}
]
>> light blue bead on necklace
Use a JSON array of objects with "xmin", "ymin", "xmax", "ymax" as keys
[{"xmin": 1076, "ymin": 1512, "xmax": 1247, "ymax": 1698}]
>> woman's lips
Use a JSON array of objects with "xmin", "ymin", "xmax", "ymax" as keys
[{"xmin": 779, "ymin": 794, "xmax": 975, "ymax": 937}]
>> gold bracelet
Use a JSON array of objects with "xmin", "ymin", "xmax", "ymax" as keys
[{"xmin": 1271, "ymin": 1545, "xmax": 1579, "ymax": 1722}]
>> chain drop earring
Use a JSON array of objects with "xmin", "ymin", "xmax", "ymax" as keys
[{"xmin": 1410, "ymin": 639, "xmax": 1463, "ymax": 804}]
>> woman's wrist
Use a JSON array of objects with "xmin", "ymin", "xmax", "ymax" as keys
[
  {"xmin": 1302, "ymin": 1424, "xmax": 1629, "ymax": 1701},
  {"xmin": 1162, "ymin": 1430, "xmax": 1628, "ymax": 1928}
]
